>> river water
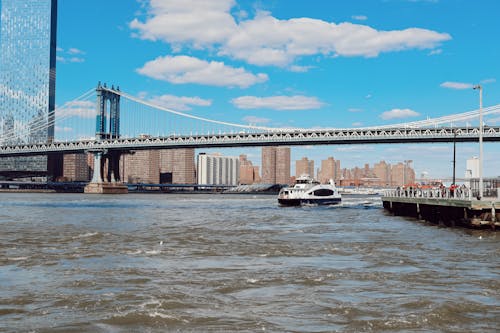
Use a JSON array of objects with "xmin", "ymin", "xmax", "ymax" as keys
[{"xmin": 0, "ymin": 193, "xmax": 498, "ymax": 332}]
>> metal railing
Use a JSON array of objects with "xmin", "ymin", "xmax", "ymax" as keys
[{"xmin": 384, "ymin": 187, "xmax": 473, "ymax": 200}]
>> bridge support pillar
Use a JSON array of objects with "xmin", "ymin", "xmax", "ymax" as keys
[{"xmin": 84, "ymin": 150, "xmax": 127, "ymax": 194}]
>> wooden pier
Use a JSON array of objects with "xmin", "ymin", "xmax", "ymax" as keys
[{"xmin": 382, "ymin": 188, "xmax": 499, "ymax": 229}]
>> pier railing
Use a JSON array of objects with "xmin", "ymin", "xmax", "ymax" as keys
[{"xmin": 384, "ymin": 187, "xmax": 473, "ymax": 200}]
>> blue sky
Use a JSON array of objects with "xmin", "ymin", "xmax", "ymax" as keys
[{"xmin": 55, "ymin": 0, "xmax": 500, "ymax": 179}]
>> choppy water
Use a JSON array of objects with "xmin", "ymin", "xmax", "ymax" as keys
[{"xmin": 0, "ymin": 193, "xmax": 498, "ymax": 332}]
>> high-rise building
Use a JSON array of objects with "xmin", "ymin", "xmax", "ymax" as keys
[
  {"xmin": 275, "ymin": 147, "xmax": 290, "ymax": 184},
  {"xmin": 318, "ymin": 157, "xmax": 340, "ymax": 184},
  {"xmin": 239, "ymin": 154, "xmax": 258, "ymax": 185},
  {"xmin": 296, "ymin": 157, "xmax": 314, "ymax": 178},
  {"xmin": 373, "ymin": 160, "xmax": 391, "ymax": 186},
  {"xmin": 261, "ymin": 146, "xmax": 290, "ymax": 184},
  {"xmin": 261, "ymin": 147, "xmax": 277, "ymax": 184},
  {"xmin": 465, "ymin": 157, "xmax": 479, "ymax": 179},
  {"xmin": 197, "ymin": 153, "xmax": 239, "ymax": 185},
  {"xmin": 121, "ymin": 150, "xmax": 160, "ymax": 184},
  {"xmin": 160, "ymin": 149, "xmax": 196, "ymax": 184},
  {"xmin": 391, "ymin": 160, "xmax": 415, "ymax": 186},
  {"xmin": 0, "ymin": 0, "xmax": 58, "ymax": 176},
  {"xmin": 62, "ymin": 153, "xmax": 90, "ymax": 181}
]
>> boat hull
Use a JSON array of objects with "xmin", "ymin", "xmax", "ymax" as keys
[{"xmin": 278, "ymin": 197, "xmax": 341, "ymax": 206}]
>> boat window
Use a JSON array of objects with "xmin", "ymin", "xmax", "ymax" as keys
[{"xmin": 313, "ymin": 189, "xmax": 334, "ymax": 196}]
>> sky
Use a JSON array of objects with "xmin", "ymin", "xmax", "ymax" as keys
[{"xmin": 54, "ymin": 0, "xmax": 500, "ymax": 179}]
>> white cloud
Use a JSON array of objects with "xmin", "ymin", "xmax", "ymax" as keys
[
  {"xmin": 481, "ymin": 78, "xmax": 496, "ymax": 84},
  {"xmin": 428, "ymin": 48, "xmax": 442, "ymax": 55},
  {"xmin": 57, "ymin": 47, "xmax": 86, "ymax": 63},
  {"xmin": 352, "ymin": 15, "xmax": 367, "ymax": 21},
  {"xmin": 289, "ymin": 65, "xmax": 314, "ymax": 73},
  {"xmin": 137, "ymin": 55, "xmax": 268, "ymax": 88},
  {"xmin": 348, "ymin": 108, "xmax": 363, "ymax": 112},
  {"xmin": 130, "ymin": 1, "xmax": 451, "ymax": 68},
  {"xmin": 57, "ymin": 100, "xmax": 96, "ymax": 119},
  {"xmin": 352, "ymin": 122, "xmax": 363, "ymax": 126},
  {"xmin": 68, "ymin": 48, "xmax": 85, "ymax": 55},
  {"xmin": 148, "ymin": 94, "xmax": 212, "ymax": 111},
  {"xmin": 231, "ymin": 95, "xmax": 324, "ymax": 110},
  {"xmin": 380, "ymin": 108, "xmax": 420, "ymax": 120},
  {"xmin": 243, "ymin": 115, "xmax": 270, "ymax": 124},
  {"xmin": 440, "ymin": 81, "xmax": 473, "ymax": 90},
  {"xmin": 68, "ymin": 57, "xmax": 85, "ymax": 63},
  {"xmin": 55, "ymin": 126, "xmax": 73, "ymax": 133},
  {"xmin": 130, "ymin": 0, "xmax": 236, "ymax": 47}
]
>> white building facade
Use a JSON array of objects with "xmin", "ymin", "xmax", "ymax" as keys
[
  {"xmin": 197, "ymin": 153, "xmax": 240, "ymax": 185},
  {"xmin": 465, "ymin": 157, "xmax": 479, "ymax": 179}
]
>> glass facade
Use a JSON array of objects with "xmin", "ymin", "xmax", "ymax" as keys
[{"xmin": 0, "ymin": 0, "xmax": 57, "ymax": 174}]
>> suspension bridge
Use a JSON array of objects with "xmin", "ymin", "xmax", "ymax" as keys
[
  {"xmin": 1, "ymin": 83, "xmax": 500, "ymax": 156},
  {"xmin": 1, "ymin": 83, "xmax": 500, "ymax": 191}
]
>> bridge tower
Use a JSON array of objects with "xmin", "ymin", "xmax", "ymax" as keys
[
  {"xmin": 84, "ymin": 82, "xmax": 128, "ymax": 194},
  {"xmin": 96, "ymin": 82, "xmax": 120, "ymax": 140}
]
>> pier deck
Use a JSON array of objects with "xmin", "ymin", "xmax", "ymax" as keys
[{"xmin": 382, "ymin": 188, "xmax": 499, "ymax": 229}]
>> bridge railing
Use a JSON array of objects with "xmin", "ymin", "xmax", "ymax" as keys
[{"xmin": 383, "ymin": 186, "xmax": 473, "ymax": 200}]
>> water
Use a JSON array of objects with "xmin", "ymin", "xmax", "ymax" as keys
[{"xmin": 0, "ymin": 193, "xmax": 498, "ymax": 332}]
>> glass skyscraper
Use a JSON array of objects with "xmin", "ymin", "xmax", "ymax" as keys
[{"xmin": 0, "ymin": 0, "xmax": 57, "ymax": 176}]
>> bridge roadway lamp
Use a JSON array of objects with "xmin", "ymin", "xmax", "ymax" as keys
[{"xmin": 473, "ymin": 84, "xmax": 483, "ymax": 199}]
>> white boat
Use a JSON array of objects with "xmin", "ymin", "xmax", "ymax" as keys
[{"xmin": 278, "ymin": 175, "xmax": 341, "ymax": 206}]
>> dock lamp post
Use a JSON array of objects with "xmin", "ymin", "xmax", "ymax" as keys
[{"xmin": 473, "ymin": 84, "xmax": 483, "ymax": 199}]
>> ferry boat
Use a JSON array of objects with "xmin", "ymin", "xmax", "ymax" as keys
[{"xmin": 278, "ymin": 175, "xmax": 342, "ymax": 206}]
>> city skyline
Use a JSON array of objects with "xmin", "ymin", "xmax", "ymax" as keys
[{"xmin": 10, "ymin": 0, "xmax": 500, "ymax": 178}]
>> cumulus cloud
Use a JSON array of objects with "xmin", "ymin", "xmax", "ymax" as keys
[
  {"xmin": 440, "ymin": 81, "xmax": 473, "ymax": 90},
  {"xmin": 57, "ymin": 100, "xmax": 96, "ymax": 119},
  {"xmin": 130, "ymin": 0, "xmax": 236, "ymax": 47},
  {"xmin": 130, "ymin": 0, "xmax": 451, "ymax": 68},
  {"xmin": 232, "ymin": 95, "xmax": 324, "ymax": 110},
  {"xmin": 137, "ymin": 55, "xmax": 268, "ymax": 88},
  {"xmin": 380, "ymin": 108, "xmax": 420, "ymax": 120},
  {"xmin": 148, "ymin": 94, "xmax": 212, "ymax": 111}
]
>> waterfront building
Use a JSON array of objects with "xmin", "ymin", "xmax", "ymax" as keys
[
  {"xmin": 465, "ymin": 156, "xmax": 479, "ymax": 179},
  {"xmin": 296, "ymin": 157, "xmax": 314, "ymax": 178},
  {"xmin": 197, "ymin": 153, "xmax": 239, "ymax": 185},
  {"xmin": 62, "ymin": 153, "xmax": 90, "ymax": 181},
  {"xmin": 0, "ymin": 0, "xmax": 58, "ymax": 177},
  {"xmin": 253, "ymin": 166, "xmax": 261, "ymax": 183},
  {"xmin": 239, "ymin": 154, "xmax": 259, "ymax": 185},
  {"xmin": 391, "ymin": 160, "xmax": 415, "ymax": 186},
  {"xmin": 261, "ymin": 146, "xmax": 290, "ymax": 184},
  {"xmin": 318, "ymin": 157, "xmax": 341, "ymax": 184},
  {"xmin": 373, "ymin": 160, "xmax": 391, "ymax": 186},
  {"xmin": 276, "ymin": 147, "xmax": 291, "ymax": 184},
  {"xmin": 121, "ymin": 150, "xmax": 160, "ymax": 184},
  {"xmin": 160, "ymin": 149, "xmax": 196, "ymax": 184},
  {"xmin": 261, "ymin": 147, "xmax": 276, "ymax": 184}
]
